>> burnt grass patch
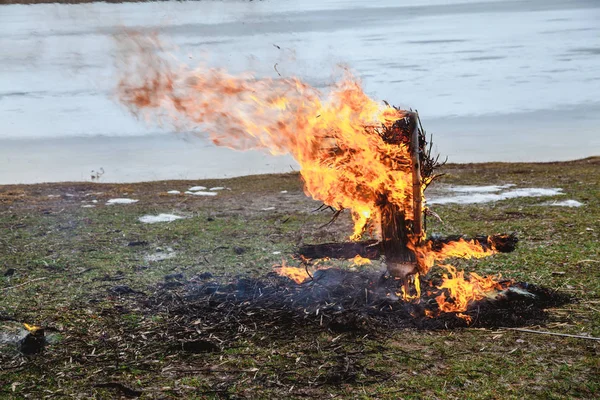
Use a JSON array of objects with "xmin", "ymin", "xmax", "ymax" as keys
[{"xmin": 144, "ymin": 269, "xmax": 572, "ymax": 342}]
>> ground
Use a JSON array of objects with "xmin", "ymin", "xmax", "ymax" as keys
[{"xmin": 1, "ymin": 158, "xmax": 599, "ymax": 399}]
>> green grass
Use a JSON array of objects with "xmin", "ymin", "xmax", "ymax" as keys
[{"xmin": 1, "ymin": 159, "xmax": 599, "ymax": 399}]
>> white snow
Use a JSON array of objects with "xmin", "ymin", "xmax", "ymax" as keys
[
  {"xmin": 261, "ymin": 207, "xmax": 276, "ymax": 211},
  {"xmin": 541, "ymin": 200, "xmax": 584, "ymax": 208},
  {"xmin": 272, "ymin": 251, "xmax": 282, "ymax": 255},
  {"xmin": 81, "ymin": 205, "xmax": 95, "ymax": 208},
  {"xmin": 209, "ymin": 187, "xmax": 225, "ymax": 191},
  {"xmin": 429, "ymin": 188, "xmax": 563, "ymax": 205},
  {"xmin": 280, "ymin": 190, "xmax": 288, "ymax": 194},
  {"xmin": 185, "ymin": 191, "xmax": 218, "ymax": 196},
  {"xmin": 145, "ymin": 248, "xmax": 177, "ymax": 262},
  {"xmin": 167, "ymin": 190, "xmax": 181, "ymax": 195},
  {"xmin": 106, "ymin": 198, "xmax": 139, "ymax": 205},
  {"xmin": 448, "ymin": 184, "xmax": 515, "ymax": 193},
  {"xmin": 139, "ymin": 214, "xmax": 185, "ymax": 224},
  {"xmin": 188, "ymin": 186, "xmax": 207, "ymax": 191}
]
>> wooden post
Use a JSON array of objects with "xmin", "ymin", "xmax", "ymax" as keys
[{"xmin": 381, "ymin": 112, "xmax": 423, "ymax": 279}]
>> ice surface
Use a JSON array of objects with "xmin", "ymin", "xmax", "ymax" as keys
[
  {"xmin": 106, "ymin": 198, "xmax": 139, "ymax": 205},
  {"xmin": 139, "ymin": 214, "xmax": 184, "ymax": 223},
  {"xmin": 429, "ymin": 187, "xmax": 563, "ymax": 205},
  {"xmin": 185, "ymin": 191, "xmax": 218, "ymax": 196},
  {"xmin": 1, "ymin": 1, "xmax": 599, "ymax": 184},
  {"xmin": 448, "ymin": 184, "xmax": 516, "ymax": 193},
  {"xmin": 541, "ymin": 199, "xmax": 584, "ymax": 207}
]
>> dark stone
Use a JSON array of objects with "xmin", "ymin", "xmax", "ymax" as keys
[
  {"xmin": 109, "ymin": 285, "xmax": 136, "ymax": 295},
  {"xmin": 206, "ymin": 216, "xmax": 214, "ymax": 222},
  {"xmin": 181, "ymin": 339, "xmax": 219, "ymax": 353},
  {"xmin": 128, "ymin": 241, "xmax": 148, "ymax": 247},
  {"xmin": 233, "ymin": 246, "xmax": 246, "ymax": 255},
  {"xmin": 164, "ymin": 273, "xmax": 184, "ymax": 281},
  {"xmin": 4, "ymin": 268, "xmax": 16, "ymax": 277},
  {"xmin": 198, "ymin": 272, "xmax": 213, "ymax": 280},
  {"xmin": 19, "ymin": 330, "xmax": 45, "ymax": 355}
]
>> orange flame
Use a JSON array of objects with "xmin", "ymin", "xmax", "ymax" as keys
[
  {"xmin": 435, "ymin": 264, "xmax": 504, "ymax": 313},
  {"xmin": 117, "ymin": 33, "xmax": 509, "ymax": 315},
  {"xmin": 413, "ymin": 238, "xmax": 497, "ymax": 271},
  {"xmin": 273, "ymin": 263, "xmax": 310, "ymax": 284},
  {"xmin": 350, "ymin": 255, "xmax": 372, "ymax": 266},
  {"xmin": 23, "ymin": 323, "xmax": 41, "ymax": 332},
  {"xmin": 400, "ymin": 272, "xmax": 421, "ymax": 301},
  {"xmin": 117, "ymin": 33, "xmax": 414, "ymax": 240}
]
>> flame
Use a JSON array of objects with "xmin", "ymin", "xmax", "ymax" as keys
[
  {"xmin": 400, "ymin": 272, "xmax": 421, "ymax": 301},
  {"xmin": 23, "ymin": 323, "xmax": 41, "ymax": 332},
  {"xmin": 117, "ymin": 33, "xmax": 510, "ymax": 315},
  {"xmin": 274, "ymin": 262, "xmax": 310, "ymax": 284},
  {"xmin": 435, "ymin": 264, "xmax": 503, "ymax": 313},
  {"xmin": 117, "ymin": 33, "xmax": 414, "ymax": 240},
  {"xmin": 350, "ymin": 254, "xmax": 372, "ymax": 266},
  {"xmin": 413, "ymin": 238, "xmax": 497, "ymax": 271}
]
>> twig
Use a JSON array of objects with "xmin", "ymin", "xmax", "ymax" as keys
[
  {"xmin": 2, "ymin": 277, "xmax": 47, "ymax": 291},
  {"xmin": 502, "ymin": 327, "xmax": 600, "ymax": 341},
  {"xmin": 274, "ymin": 63, "xmax": 281, "ymax": 77},
  {"xmin": 94, "ymin": 382, "xmax": 142, "ymax": 398}
]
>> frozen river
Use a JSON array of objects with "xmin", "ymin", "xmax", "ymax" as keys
[{"xmin": 1, "ymin": 0, "xmax": 599, "ymax": 183}]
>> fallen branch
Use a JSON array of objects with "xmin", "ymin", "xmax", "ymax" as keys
[
  {"xmin": 502, "ymin": 327, "xmax": 600, "ymax": 341},
  {"xmin": 94, "ymin": 382, "xmax": 142, "ymax": 398},
  {"xmin": 2, "ymin": 277, "xmax": 47, "ymax": 291}
]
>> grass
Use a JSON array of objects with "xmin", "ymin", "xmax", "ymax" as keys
[{"xmin": 0, "ymin": 158, "xmax": 599, "ymax": 399}]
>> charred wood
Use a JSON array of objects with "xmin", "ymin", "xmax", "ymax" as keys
[{"xmin": 297, "ymin": 233, "xmax": 517, "ymax": 261}]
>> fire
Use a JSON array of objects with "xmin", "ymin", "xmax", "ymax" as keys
[
  {"xmin": 400, "ymin": 272, "xmax": 421, "ymax": 301},
  {"xmin": 414, "ymin": 238, "xmax": 497, "ymax": 270},
  {"xmin": 273, "ymin": 263, "xmax": 310, "ymax": 284},
  {"xmin": 117, "ymin": 33, "xmax": 509, "ymax": 315},
  {"xmin": 435, "ymin": 264, "xmax": 504, "ymax": 313},
  {"xmin": 117, "ymin": 33, "xmax": 414, "ymax": 241},
  {"xmin": 350, "ymin": 254, "xmax": 371, "ymax": 266},
  {"xmin": 23, "ymin": 323, "xmax": 41, "ymax": 332}
]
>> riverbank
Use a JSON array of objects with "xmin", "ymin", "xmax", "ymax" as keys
[{"xmin": 1, "ymin": 158, "xmax": 598, "ymax": 398}]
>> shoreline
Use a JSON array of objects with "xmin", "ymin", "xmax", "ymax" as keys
[{"xmin": 1, "ymin": 156, "xmax": 597, "ymax": 189}]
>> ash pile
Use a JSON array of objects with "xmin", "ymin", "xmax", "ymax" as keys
[{"xmin": 145, "ymin": 269, "xmax": 571, "ymax": 340}]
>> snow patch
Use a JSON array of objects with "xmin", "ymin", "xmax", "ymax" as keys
[
  {"xmin": 139, "ymin": 214, "xmax": 185, "ymax": 224},
  {"xmin": 81, "ymin": 205, "xmax": 95, "ymax": 208},
  {"xmin": 261, "ymin": 207, "xmax": 276, "ymax": 211},
  {"xmin": 429, "ymin": 188, "xmax": 563, "ymax": 205},
  {"xmin": 280, "ymin": 190, "xmax": 288, "ymax": 194},
  {"xmin": 185, "ymin": 191, "xmax": 218, "ymax": 196},
  {"xmin": 106, "ymin": 198, "xmax": 139, "ymax": 205},
  {"xmin": 145, "ymin": 247, "xmax": 177, "ymax": 262},
  {"xmin": 167, "ymin": 190, "xmax": 181, "ymax": 195},
  {"xmin": 447, "ymin": 184, "xmax": 515, "ymax": 193},
  {"xmin": 209, "ymin": 186, "xmax": 225, "ymax": 191},
  {"xmin": 188, "ymin": 186, "xmax": 207, "ymax": 191},
  {"xmin": 541, "ymin": 199, "xmax": 584, "ymax": 208}
]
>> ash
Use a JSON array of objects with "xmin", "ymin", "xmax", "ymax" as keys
[{"xmin": 147, "ymin": 269, "xmax": 571, "ymax": 337}]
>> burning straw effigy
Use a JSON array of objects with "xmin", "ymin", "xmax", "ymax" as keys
[{"xmin": 117, "ymin": 33, "xmax": 569, "ymax": 335}]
